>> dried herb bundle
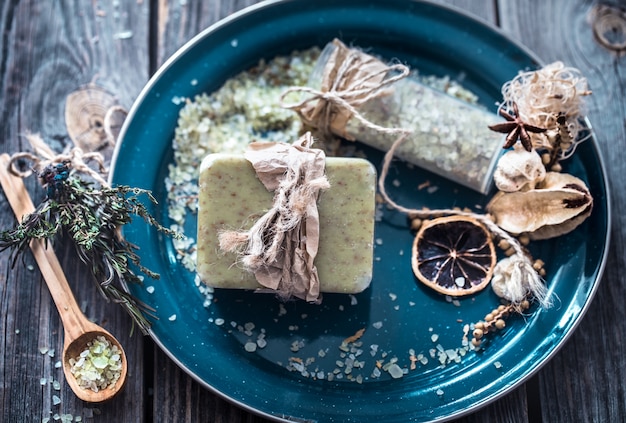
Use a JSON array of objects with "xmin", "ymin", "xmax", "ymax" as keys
[{"xmin": 0, "ymin": 161, "xmax": 179, "ymax": 334}]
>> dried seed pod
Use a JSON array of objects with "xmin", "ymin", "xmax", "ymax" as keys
[
  {"xmin": 491, "ymin": 254, "xmax": 548, "ymax": 306},
  {"xmin": 493, "ymin": 143, "xmax": 546, "ymax": 192},
  {"xmin": 486, "ymin": 172, "xmax": 592, "ymax": 240}
]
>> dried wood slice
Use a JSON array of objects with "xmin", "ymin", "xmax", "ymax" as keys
[
  {"xmin": 65, "ymin": 85, "xmax": 125, "ymax": 156},
  {"xmin": 412, "ymin": 215, "xmax": 496, "ymax": 297}
]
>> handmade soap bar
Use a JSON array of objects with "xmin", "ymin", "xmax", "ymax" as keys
[{"xmin": 196, "ymin": 153, "xmax": 376, "ymax": 294}]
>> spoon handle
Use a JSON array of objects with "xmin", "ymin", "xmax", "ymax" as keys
[{"xmin": 0, "ymin": 154, "xmax": 94, "ymax": 343}]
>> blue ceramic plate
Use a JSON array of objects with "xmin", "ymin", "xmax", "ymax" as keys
[{"xmin": 110, "ymin": 1, "xmax": 610, "ymax": 421}]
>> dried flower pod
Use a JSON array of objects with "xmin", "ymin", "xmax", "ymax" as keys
[
  {"xmin": 493, "ymin": 144, "xmax": 546, "ymax": 192},
  {"xmin": 486, "ymin": 172, "xmax": 592, "ymax": 240},
  {"xmin": 491, "ymin": 254, "xmax": 548, "ymax": 306}
]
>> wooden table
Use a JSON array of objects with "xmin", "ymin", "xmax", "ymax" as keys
[{"xmin": 1, "ymin": 1, "xmax": 624, "ymax": 422}]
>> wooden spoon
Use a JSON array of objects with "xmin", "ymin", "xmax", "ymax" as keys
[{"xmin": 0, "ymin": 153, "xmax": 127, "ymax": 403}]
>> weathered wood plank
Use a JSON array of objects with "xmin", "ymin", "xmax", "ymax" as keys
[
  {"xmin": 498, "ymin": 1, "xmax": 626, "ymax": 423},
  {"xmin": 0, "ymin": 0, "xmax": 150, "ymax": 421},
  {"xmin": 431, "ymin": 0, "xmax": 499, "ymax": 24},
  {"xmin": 156, "ymin": 0, "xmax": 261, "ymax": 67}
]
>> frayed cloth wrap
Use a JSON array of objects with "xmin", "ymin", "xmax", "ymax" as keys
[{"xmin": 218, "ymin": 133, "xmax": 330, "ymax": 303}]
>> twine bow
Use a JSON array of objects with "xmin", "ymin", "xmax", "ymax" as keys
[
  {"xmin": 7, "ymin": 133, "xmax": 109, "ymax": 187},
  {"xmin": 280, "ymin": 38, "xmax": 411, "ymax": 142}
]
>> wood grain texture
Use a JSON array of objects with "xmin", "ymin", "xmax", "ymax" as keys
[
  {"xmin": 0, "ymin": 0, "xmax": 149, "ymax": 421},
  {"xmin": 156, "ymin": 0, "xmax": 261, "ymax": 67},
  {"xmin": 498, "ymin": 1, "xmax": 626, "ymax": 422},
  {"xmin": 1, "ymin": 0, "xmax": 623, "ymax": 422}
]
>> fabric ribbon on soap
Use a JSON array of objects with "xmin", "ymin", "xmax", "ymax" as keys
[{"xmin": 218, "ymin": 132, "xmax": 330, "ymax": 303}]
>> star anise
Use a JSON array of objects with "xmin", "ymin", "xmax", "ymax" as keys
[{"xmin": 488, "ymin": 102, "xmax": 546, "ymax": 152}]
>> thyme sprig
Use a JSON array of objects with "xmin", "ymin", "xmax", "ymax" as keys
[{"xmin": 0, "ymin": 161, "xmax": 180, "ymax": 335}]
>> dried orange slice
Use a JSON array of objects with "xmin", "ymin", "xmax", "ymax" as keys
[{"xmin": 412, "ymin": 215, "xmax": 496, "ymax": 296}]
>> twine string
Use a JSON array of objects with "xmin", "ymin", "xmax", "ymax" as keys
[{"xmin": 7, "ymin": 133, "xmax": 109, "ymax": 187}]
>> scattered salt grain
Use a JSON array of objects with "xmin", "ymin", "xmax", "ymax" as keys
[
  {"xmin": 372, "ymin": 321, "xmax": 383, "ymax": 329},
  {"xmin": 171, "ymin": 96, "xmax": 185, "ymax": 105},
  {"xmin": 113, "ymin": 30, "xmax": 133, "ymax": 39},
  {"xmin": 370, "ymin": 344, "xmax": 379, "ymax": 357},
  {"xmin": 168, "ymin": 314, "xmax": 177, "ymax": 321},
  {"xmin": 371, "ymin": 367, "xmax": 382, "ymax": 378},
  {"xmin": 146, "ymin": 286, "xmax": 155, "ymax": 294},
  {"xmin": 244, "ymin": 342, "xmax": 257, "ymax": 352},
  {"xmin": 494, "ymin": 361, "xmax": 503, "ymax": 369},
  {"xmin": 436, "ymin": 388, "xmax": 444, "ymax": 396},
  {"xmin": 52, "ymin": 395, "xmax": 61, "ymax": 406},
  {"xmin": 387, "ymin": 363, "xmax": 404, "ymax": 379}
]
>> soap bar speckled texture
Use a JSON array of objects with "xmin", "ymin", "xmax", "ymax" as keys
[{"xmin": 197, "ymin": 153, "xmax": 376, "ymax": 294}]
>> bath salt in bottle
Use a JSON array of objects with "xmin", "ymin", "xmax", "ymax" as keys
[{"xmin": 284, "ymin": 39, "xmax": 505, "ymax": 194}]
